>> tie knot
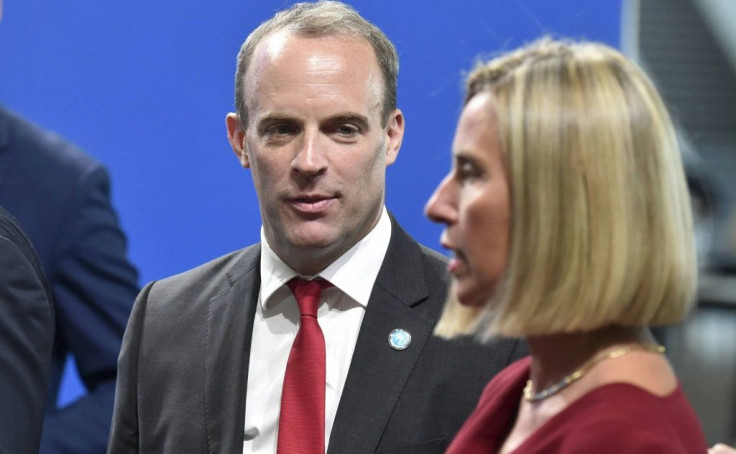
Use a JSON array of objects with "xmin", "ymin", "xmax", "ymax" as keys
[{"xmin": 287, "ymin": 278, "xmax": 332, "ymax": 317}]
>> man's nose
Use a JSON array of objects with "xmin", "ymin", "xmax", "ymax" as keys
[{"xmin": 292, "ymin": 130, "xmax": 328, "ymax": 176}]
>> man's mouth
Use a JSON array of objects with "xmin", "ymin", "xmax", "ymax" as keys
[{"xmin": 288, "ymin": 195, "xmax": 335, "ymax": 213}]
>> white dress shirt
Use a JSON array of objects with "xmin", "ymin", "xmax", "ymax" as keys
[{"xmin": 243, "ymin": 207, "xmax": 392, "ymax": 453}]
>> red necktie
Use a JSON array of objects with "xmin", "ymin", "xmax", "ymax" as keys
[{"xmin": 277, "ymin": 278, "xmax": 332, "ymax": 454}]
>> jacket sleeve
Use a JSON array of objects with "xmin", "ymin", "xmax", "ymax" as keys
[
  {"xmin": 40, "ymin": 164, "xmax": 139, "ymax": 454},
  {"xmin": 107, "ymin": 281, "xmax": 154, "ymax": 454},
  {"xmin": 0, "ymin": 233, "xmax": 55, "ymax": 454}
]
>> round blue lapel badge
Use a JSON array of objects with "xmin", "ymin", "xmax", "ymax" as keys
[{"xmin": 388, "ymin": 329, "xmax": 412, "ymax": 351}]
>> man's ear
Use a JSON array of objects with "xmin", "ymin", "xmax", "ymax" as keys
[
  {"xmin": 384, "ymin": 109, "xmax": 405, "ymax": 166},
  {"xmin": 226, "ymin": 113, "xmax": 250, "ymax": 168}
]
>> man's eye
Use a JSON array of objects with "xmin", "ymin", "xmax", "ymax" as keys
[
  {"xmin": 266, "ymin": 124, "xmax": 293, "ymax": 136},
  {"xmin": 335, "ymin": 125, "xmax": 359, "ymax": 136}
]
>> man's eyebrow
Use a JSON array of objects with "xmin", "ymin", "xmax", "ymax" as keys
[
  {"xmin": 254, "ymin": 113, "xmax": 297, "ymax": 132},
  {"xmin": 325, "ymin": 113, "xmax": 371, "ymax": 129},
  {"xmin": 256, "ymin": 113, "xmax": 295, "ymax": 124},
  {"xmin": 254, "ymin": 112, "xmax": 372, "ymax": 131}
]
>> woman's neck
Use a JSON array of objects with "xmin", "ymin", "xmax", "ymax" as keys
[{"xmin": 525, "ymin": 326, "xmax": 656, "ymax": 392}]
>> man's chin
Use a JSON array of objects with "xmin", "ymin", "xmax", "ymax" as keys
[
  {"xmin": 285, "ymin": 229, "xmax": 338, "ymax": 249},
  {"xmin": 274, "ymin": 236, "xmax": 346, "ymax": 275},
  {"xmin": 281, "ymin": 233, "xmax": 343, "ymax": 258}
]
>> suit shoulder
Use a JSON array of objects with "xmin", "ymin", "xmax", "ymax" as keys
[
  {"xmin": 148, "ymin": 244, "xmax": 260, "ymax": 302},
  {"xmin": 418, "ymin": 243, "xmax": 448, "ymax": 266},
  {"xmin": 2, "ymin": 107, "xmax": 102, "ymax": 180},
  {"xmin": 417, "ymin": 243, "xmax": 449, "ymax": 279}
]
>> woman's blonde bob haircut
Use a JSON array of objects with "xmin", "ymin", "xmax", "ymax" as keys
[{"xmin": 435, "ymin": 38, "xmax": 697, "ymax": 340}]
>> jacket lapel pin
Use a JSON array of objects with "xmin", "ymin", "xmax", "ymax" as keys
[{"xmin": 388, "ymin": 329, "xmax": 411, "ymax": 351}]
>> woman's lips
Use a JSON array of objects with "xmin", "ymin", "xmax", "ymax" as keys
[
  {"xmin": 441, "ymin": 240, "xmax": 463, "ymax": 274},
  {"xmin": 447, "ymin": 256, "xmax": 461, "ymax": 273},
  {"xmin": 445, "ymin": 247, "xmax": 466, "ymax": 275}
]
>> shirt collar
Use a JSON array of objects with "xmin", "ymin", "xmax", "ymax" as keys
[{"xmin": 260, "ymin": 207, "xmax": 392, "ymax": 310}]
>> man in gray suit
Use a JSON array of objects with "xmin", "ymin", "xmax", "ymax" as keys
[{"xmin": 108, "ymin": 2, "xmax": 524, "ymax": 453}]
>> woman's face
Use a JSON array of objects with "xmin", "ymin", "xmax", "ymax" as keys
[{"xmin": 425, "ymin": 92, "xmax": 510, "ymax": 307}]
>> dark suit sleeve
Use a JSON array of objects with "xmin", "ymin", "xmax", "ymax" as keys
[
  {"xmin": 40, "ymin": 165, "xmax": 139, "ymax": 453},
  {"xmin": 108, "ymin": 282, "xmax": 153, "ymax": 454},
  {"xmin": 0, "ymin": 235, "xmax": 55, "ymax": 454}
]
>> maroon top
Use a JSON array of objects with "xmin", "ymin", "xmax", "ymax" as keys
[{"xmin": 447, "ymin": 356, "xmax": 708, "ymax": 453}]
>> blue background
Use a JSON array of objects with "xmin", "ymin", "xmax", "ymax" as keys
[{"xmin": 0, "ymin": 0, "xmax": 621, "ymax": 408}]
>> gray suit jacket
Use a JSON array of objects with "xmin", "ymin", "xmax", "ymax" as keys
[
  {"xmin": 0, "ymin": 205, "xmax": 54, "ymax": 454},
  {"xmin": 108, "ymin": 218, "xmax": 525, "ymax": 453}
]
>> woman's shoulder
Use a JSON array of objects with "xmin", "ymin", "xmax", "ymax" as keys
[{"xmin": 542, "ymin": 382, "xmax": 708, "ymax": 453}]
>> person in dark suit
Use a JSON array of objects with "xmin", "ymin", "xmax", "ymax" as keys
[
  {"xmin": 0, "ymin": 104, "xmax": 140, "ymax": 453},
  {"xmin": 0, "ymin": 204, "xmax": 55, "ymax": 454},
  {"xmin": 108, "ymin": 2, "xmax": 525, "ymax": 452}
]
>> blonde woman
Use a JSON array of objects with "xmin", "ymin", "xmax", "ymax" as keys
[{"xmin": 426, "ymin": 38, "xmax": 708, "ymax": 453}]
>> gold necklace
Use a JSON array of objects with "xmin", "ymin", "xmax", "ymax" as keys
[{"xmin": 523, "ymin": 344, "xmax": 666, "ymax": 403}]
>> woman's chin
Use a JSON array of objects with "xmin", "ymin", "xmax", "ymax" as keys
[
  {"xmin": 452, "ymin": 274, "xmax": 498, "ymax": 308},
  {"xmin": 455, "ymin": 287, "xmax": 490, "ymax": 308}
]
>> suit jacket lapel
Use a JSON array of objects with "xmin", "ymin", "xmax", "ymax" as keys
[
  {"xmin": 203, "ymin": 244, "xmax": 261, "ymax": 453},
  {"xmin": 328, "ymin": 219, "xmax": 436, "ymax": 453}
]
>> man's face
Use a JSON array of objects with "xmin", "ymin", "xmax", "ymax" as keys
[{"xmin": 227, "ymin": 31, "xmax": 404, "ymax": 275}]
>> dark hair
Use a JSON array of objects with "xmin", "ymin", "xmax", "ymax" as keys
[{"xmin": 234, "ymin": 1, "xmax": 399, "ymax": 127}]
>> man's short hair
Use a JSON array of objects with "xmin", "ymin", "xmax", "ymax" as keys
[
  {"xmin": 234, "ymin": 0, "xmax": 399, "ymax": 127},
  {"xmin": 436, "ymin": 38, "xmax": 697, "ymax": 340}
]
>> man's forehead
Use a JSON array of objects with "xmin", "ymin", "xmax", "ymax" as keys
[
  {"xmin": 253, "ymin": 30, "xmax": 374, "ymax": 68},
  {"xmin": 259, "ymin": 30, "xmax": 292, "ymax": 63},
  {"xmin": 244, "ymin": 30, "xmax": 383, "ymax": 112}
]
